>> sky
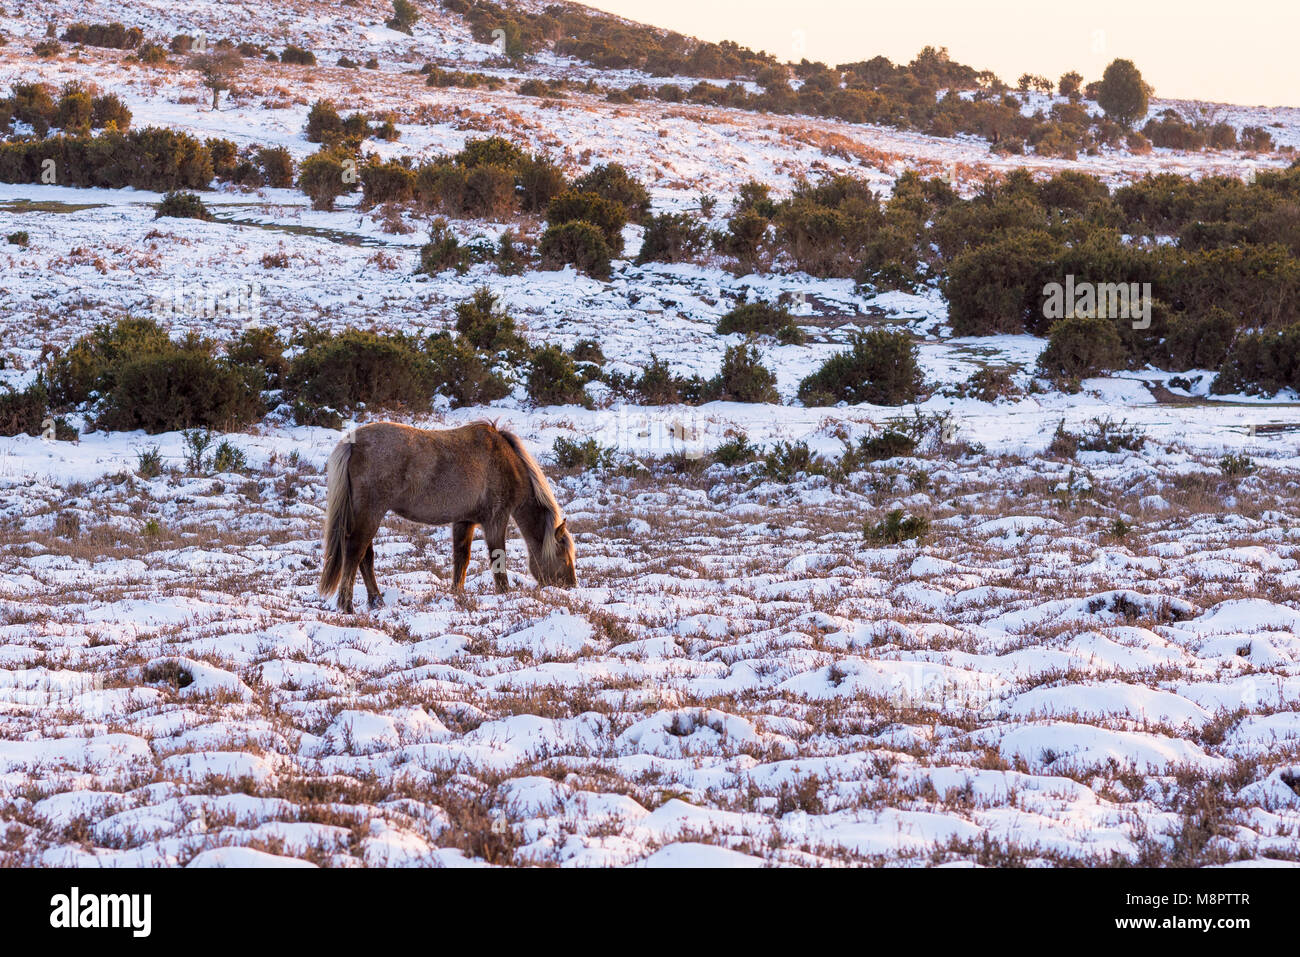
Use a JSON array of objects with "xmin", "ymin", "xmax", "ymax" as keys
[{"xmin": 579, "ymin": 1, "xmax": 1299, "ymax": 107}]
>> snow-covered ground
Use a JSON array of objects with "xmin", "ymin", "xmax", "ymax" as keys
[{"xmin": 1, "ymin": 4, "xmax": 1299, "ymax": 867}]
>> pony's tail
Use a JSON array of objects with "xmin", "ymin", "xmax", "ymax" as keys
[{"xmin": 318, "ymin": 438, "xmax": 354, "ymax": 598}]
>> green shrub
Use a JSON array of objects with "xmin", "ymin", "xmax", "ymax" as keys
[
  {"xmin": 954, "ymin": 366, "xmax": 1020, "ymax": 402},
  {"xmin": 704, "ymin": 344, "xmax": 779, "ymax": 403},
  {"xmin": 99, "ymin": 350, "xmax": 263, "ymax": 433},
  {"xmin": 553, "ymin": 436, "xmax": 615, "ymax": 470},
  {"xmin": 387, "ymin": 0, "xmax": 421, "ymax": 34},
  {"xmin": 1096, "ymin": 58, "xmax": 1150, "ymax": 128},
  {"xmin": 454, "ymin": 287, "xmax": 524, "ymax": 354},
  {"xmin": 136, "ymin": 42, "xmax": 168, "ymax": 64},
  {"xmin": 136, "ymin": 446, "xmax": 163, "ymax": 478},
  {"xmin": 424, "ymin": 333, "xmax": 511, "ymax": 407},
  {"xmin": 637, "ymin": 212, "xmax": 708, "ymax": 264},
  {"xmin": 0, "ymin": 382, "xmax": 49, "ymax": 437},
  {"xmin": 286, "ymin": 330, "xmax": 434, "ymax": 412},
  {"xmin": 305, "ymin": 99, "xmax": 343, "ymax": 144},
  {"xmin": 55, "ymin": 85, "xmax": 93, "ymax": 134},
  {"xmin": 46, "ymin": 317, "xmax": 175, "ymax": 407},
  {"xmin": 212, "ymin": 439, "xmax": 248, "ymax": 474},
  {"xmin": 850, "ymin": 428, "xmax": 917, "ymax": 463},
  {"xmin": 865, "ymin": 509, "xmax": 930, "ymax": 545},
  {"xmin": 711, "ymin": 434, "xmax": 757, "ymax": 466},
  {"xmin": 573, "ymin": 162, "xmax": 651, "ymax": 222},
  {"xmin": 539, "ymin": 220, "xmax": 613, "ymax": 280},
  {"xmin": 1037, "ymin": 316, "xmax": 1128, "ymax": 379},
  {"xmin": 225, "ymin": 327, "xmax": 289, "ymax": 389},
  {"xmin": 1218, "ymin": 453, "xmax": 1256, "ymax": 478},
  {"xmin": 360, "ymin": 156, "xmax": 415, "ymax": 207},
  {"xmin": 60, "ymin": 22, "xmax": 142, "ymax": 49},
  {"xmin": 419, "ymin": 219, "xmax": 470, "ymax": 274},
  {"xmin": 257, "ymin": 146, "xmax": 295, "ymax": 188},
  {"xmin": 527, "ymin": 345, "xmax": 588, "ymax": 407},
  {"xmin": 7, "ymin": 231, "xmax": 29, "ymax": 247},
  {"xmin": 547, "ymin": 190, "xmax": 626, "ymax": 254},
  {"xmin": 297, "ymin": 149, "xmax": 355, "ymax": 211},
  {"xmin": 944, "ymin": 230, "xmax": 1062, "ymax": 336},
  {"xmin": 715, "ymin": 302, "xmax": 805, "ymax": 344},
  {"xmin": 761, "ymin": 441, "xmax": 831, "ymax": 482},
  {"xmin": 631, "ymin": 354, "xmax": 698, "ymax": 405},
  {"xmin": 797, "ymin": 329, "xmax": 922, "ymax": 406},
  {"xmin": 155, "ymin": 191, "xmax": 212, "ymax": 221},
  {"xmin": 90, "ymin": 93, "xmax": 131, "ymax": 129},
  {"xmin": 280, "ymin": 45, "xmax": 316, "ymax": 66},
  {"xmin": 0, "ymin": 128, "xmax": 213, "ymax": 191},
  {"xmin": 1211, "ymin": 324, "xmax": 1300, "ymax": 396},
  {"xmin": 1165, "ymin": 309, "xmax": 1238, "ymax": 371}
]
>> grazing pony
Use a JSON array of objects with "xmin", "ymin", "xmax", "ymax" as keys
[{"xmin": 318, "ymin": 421, "xmax": 576, "ymax": 612}]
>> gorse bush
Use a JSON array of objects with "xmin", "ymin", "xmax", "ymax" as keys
[
  {"xmin": 286, "ymin": 329, "xmax": 434, "ymax": 412},
  {"xmin": 798, "ymin": 329, "xmax": 923, "ymax": 406},
  {"xmin": 61, "ymin": 22, "xmax": 142, "ymax": 49},
  {"xmin": 703, "ymin": 344, "xmax": 779, "ymax": 403},
  {"xmin": 573, "ymin": 163, "xmax": 651, "ymax": 223},
  {"xmin": 715, "ymin": 302, "xmax": 806, "ymax": 344},
  {"xmin": 1037, "ymin": 315, "xmax": 1128, "ymax": 379},
  {"xmin": 539, "ymin": 220, "xmax": 613, "ymax": 280},
  {"xmin": 527, "ymin": 346, "xmax": 588, "ymax": 407},
  {"xmin": 0, "ymin": 127, "xmax": 213, "ymax": 191},
  {"xmin": 546, "ymin": 190, "xmax": 626, "ymax": 255},
  {"xmin": 155, "ymin": 191, "xmax": 212, "ymax": 221},
  {"xmin": 637, "ymin": 213, "xmax": 709, "ymax": 264},
  {"xmin": 453, "ymin": 287, "xmax": 524, "ymax": 355},
  {"xmin": 46, "ymin": 317, "xmax": 263, "ymax": 434},
  {"xmin": 1211, "ymin": 324, "xmax": 1300, "ymax": 396},
  {"xmin": 297, "ymin": 149, "xmax": 357, "ymax": 211}
]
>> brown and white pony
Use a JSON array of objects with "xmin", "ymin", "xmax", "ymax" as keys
[{"xmin": 318, "ymin": 421, "xmax": 576, "ymax": 612}]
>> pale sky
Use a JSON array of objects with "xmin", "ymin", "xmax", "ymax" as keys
[{"xmin": 580, "ymin": 1, "xmax": 1299, "ymax": 107}]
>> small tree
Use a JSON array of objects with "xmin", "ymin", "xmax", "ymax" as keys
[
  {"xmin": 387, "ymin": 0, "xmax": 421, "ymax": 35},
  {"xmin": 1096, "ymin": 59, "xmax": 1151, "ymax": 128},
  {"xmin": 1058, "ymin": 70, "xmax": 1083, "ymax": 101},
  {"xmin": 188, "ymin": 50, "xmax": 242, "ymax": 111}
]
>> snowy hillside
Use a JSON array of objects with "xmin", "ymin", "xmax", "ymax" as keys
[{"xmin": 1, "ymin": 2, "xmax": 1299, "ymax": 868}]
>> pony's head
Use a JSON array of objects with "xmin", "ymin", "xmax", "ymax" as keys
[{"xmin": 529, "ymin": 518, "xmax": 577, "ymax": 587}]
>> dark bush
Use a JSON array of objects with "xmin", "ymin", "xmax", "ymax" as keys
[
  {"xmin": 1037, "ymin": 316, "xmax": 1128, "ymax": 379},
  {"xmin": 287, "ymin": 330, "xmax": 434, "ymax": 412},
  {"xmin": 797, "ymin": 329, "xmax": 922, "ymax": 406},
  {"xmin": 547, "ymin": 190, "xmax": 626, "ymax": 254},
  {"xmin": 424, "ymin": 333, "xmax": 510, "ymax": 407},
  {"xmin": 0, "ymin": 127, "xmax": 213, "ymax": 191},
  {"xmin": 305, "ymin": 99, "xmax": 343, "ymax": 144},
  {"xmin": 573, "ymin": 162, "xmax": 651, "ymax": 222},
  {"xmin": 297, "ymin": 149, "xmax": 356, "ymax": 211},
  {"xmin": 539, "ymin": 220, "xmax": 613, "ymax": 280},
  {"xmin": 637, "ymin": 212, "xmax": 708, "ymax": 264},
  {"xmin": 155, "ymin": 191, "xmax": 212, "ymax": 221},
  {"xmin": 280, "ymin": 45, "xmax": 316, "ymax": 66},
  {"xmin": 0, "ymin": 382, "xmax": 50, "ymax": 437},
  {"xmin": 360, "ymin": 156, "xmax": 415, "ymax": 207},
  {"xmin": 61, "ymin": 23, "xmax": 142, "ymax": 49},
  {"xmin": 1211, "ymin": 324, "xmax": 1300, "ymax": 396},
  {"xmin": 454, "ymin": 287, "xmax": 525, "ymax": 355},
  {"xmin": 704, "ymin": 344, "xmax": 779, "ymax": 403},
  {"xmin": 225, "ymin": 327, "xmax": 289, "ymax": 389},
  {"xmin": 257, "ymin": 146, "xmax": 295, "ymax": 188},
  {"xmin": 944, "ymin": 230, "xmax": 1062, "ymax": 336},
  {"xmin": 527, "ymin": 346, "xmax": 588, "ymax": 406},
  {"xmin": 715, "ymin": 302, "xmax": 805, "ymax": 344},
  {"xmin": 100, "ymin": 351, "xmax": 263, "ymax": 434}
]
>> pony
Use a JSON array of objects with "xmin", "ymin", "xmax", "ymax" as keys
[{"xmin": 318, "ymin": 421, "xmax": 576, "ymax": 612}]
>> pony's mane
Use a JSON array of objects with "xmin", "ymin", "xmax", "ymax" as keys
[{"xmin": 497, "ymin": 428, "xmax": 565, "ymax": 553}]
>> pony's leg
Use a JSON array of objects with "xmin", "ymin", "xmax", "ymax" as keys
[
  {"xmin": 482, "ymin": 522, "xmax": 509, "ymax": 593},
  {"xmin": 339, "ymin": 518, "xmax": 379, "ymax": 615},
  {"xmin": 451, "ymin": 521, "xmax": 476, "ymax": 591},
  {"xmin": 360, "ymin": 543, "xmax": 383, "ymax": 608}
]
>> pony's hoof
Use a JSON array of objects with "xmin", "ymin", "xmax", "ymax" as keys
[{"xmin": 367, "ymin": 595, "xmax": 385, "ymax": 609}]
